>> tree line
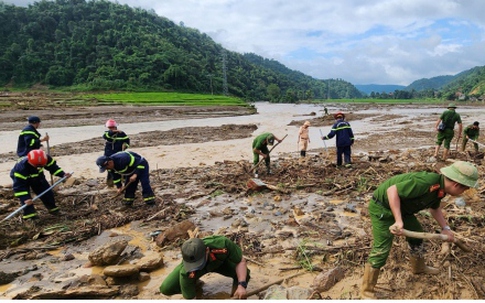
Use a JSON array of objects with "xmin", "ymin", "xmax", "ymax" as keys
[{"xmin": 0, "ymin": 0, "xmax": 363, "ymax": 102}]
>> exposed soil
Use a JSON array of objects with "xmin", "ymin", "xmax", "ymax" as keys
[{"xmin": 1, "ymin": 94, "xmax": 485, "ymax": 300}]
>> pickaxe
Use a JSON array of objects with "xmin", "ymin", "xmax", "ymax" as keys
[
  {"xmin": 390, "ymin": 226, "xmax": 471, "ymax": 252},
  {"xmin": 2, "ymin": 172, "xmax": 74, "ymax": 222}
]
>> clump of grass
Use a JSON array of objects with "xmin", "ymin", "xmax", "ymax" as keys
[{"xmin": 296, "ymin": 240, "xmax": 315, "ymax": 271}]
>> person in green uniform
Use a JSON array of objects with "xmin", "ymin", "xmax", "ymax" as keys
[
  {"xmin": 361, "ymin": 161, "xmax": 478, "ymax": 299},
  {"xmin": 159, "ymin": 236, "xmax": 251, "ymax": 299},
  {"xmin": 433, "ymin": 103, "xmax": 462, "ymax": 161},
  {"xmin": 252, "ymin": 132, "xmax": 282, "ymax": 176},
  {"xmin": 462, "ymin": 121, "xmax": 480, "ymax": 152}
]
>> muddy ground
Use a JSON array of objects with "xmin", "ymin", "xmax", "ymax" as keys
[{"xmin": 1, "ymin": 94, "xmax": 485, "ymax": 299}]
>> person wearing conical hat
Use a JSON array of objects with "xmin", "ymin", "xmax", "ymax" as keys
[
  {"xmin": 360, "ymin": 161, "xmax": 478, "ymax": 299},
  {"xmin": 433, "ymin": 103, "xmax": 462, "ymax": 161}
]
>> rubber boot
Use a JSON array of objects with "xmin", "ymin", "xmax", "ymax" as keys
[
  {"xmin": 409, "ymin": 256, "xmax": 439, "ymax": 274},
  {"xmin": 360, "ymin": 263, "xmax": 380, "ymax": 299}
]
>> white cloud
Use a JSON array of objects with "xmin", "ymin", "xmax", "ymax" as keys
[{"xmin": 3, "ymin": 0, "xmax": 485, "ymax": 85}]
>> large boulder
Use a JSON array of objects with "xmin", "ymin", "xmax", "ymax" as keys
[{"xmin": 88, "ymin": 239, "xmax": 128, "ymax": 266}]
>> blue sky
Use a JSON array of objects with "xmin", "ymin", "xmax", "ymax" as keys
[{"xmin": 5, "ymin": 0, "xmax": 485, "ymax": 86}]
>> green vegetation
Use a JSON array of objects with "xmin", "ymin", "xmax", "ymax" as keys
[
  {"xmin": 83, "ymin": 92, "xmax": 248, "ymax": 106},
  {"xmin": 1, "ymin": 0, "xmax": 483, "ymax": 103},
  {"xmin": 296, "ymin": 240, "xmax": 315, "ymax": 271},
  {"xmin": 0, "ymin": 0, "xmax": 361, "ymax": 102}
]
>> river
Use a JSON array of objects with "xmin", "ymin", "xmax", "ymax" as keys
[{"xmin": 0, "ymin": 102, "xmax": 484, "ymax": 187}]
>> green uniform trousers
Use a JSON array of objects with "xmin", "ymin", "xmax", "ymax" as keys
[
  {"xmin": 253, "ymin": 146, "xmax": 270, "ymax": 167},
  {"xmin": 368, "ymin": 200, "xmax": 424, "ymax": 268},
  {"xmin": 436, "ymin": 128, "xmax": 455, "ymax": 149}
]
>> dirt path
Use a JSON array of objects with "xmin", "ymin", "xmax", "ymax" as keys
[{"xmin": 1, "ymin": 99, "xmax": 485, "ymax": 299}]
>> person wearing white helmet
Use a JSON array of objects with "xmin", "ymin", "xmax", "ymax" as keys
[
  {"xmin": 102, "ymin": 119, "xmax": 130, "ymax": 187},
  {"xmin": 361, "ymin": 161, "xmax": 478, "ymax": 299}
]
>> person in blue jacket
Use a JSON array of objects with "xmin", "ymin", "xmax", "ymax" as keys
[
  {"xmin": 10, "ymin": 149, "xmax": 71, "ymax": 220},
  {"xmin": 102, "ymin": 119, "xmax": 130, "ymax": 187},
  {"xmin": 96, "ymin": 151, "xmax": 156, "ymax": 206},
  {"xmin": 321, "ymin": 112, "xmax": 355, "ymax": 168},
  {"xmin": 16, "ymin": 116, "xmax": 50, "ymax": 157}
]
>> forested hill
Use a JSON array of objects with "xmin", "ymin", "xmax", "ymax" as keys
[{"xmin": 0, "ymin": 0, "xmax": 362, "ymax": 101}]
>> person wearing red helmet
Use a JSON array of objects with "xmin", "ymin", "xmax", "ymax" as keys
[
  {"xmin": 321, "ymin": 112, "xmax": 355, "ymax": 168},
  {"xmin": 102, "ymin": 119, "xmax": 130, "ymax": 187},
  {"xmin": 10, "ymin": 149, "xmax": 72, "ymax": 221}
]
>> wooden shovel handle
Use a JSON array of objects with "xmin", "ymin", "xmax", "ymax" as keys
[{"xmin": 390, "ymin": 227, "xmax": 471, "ymax": 252}]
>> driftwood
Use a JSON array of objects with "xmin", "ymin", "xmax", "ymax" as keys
[
  {"xmin": 232, "ymin": 271, "xmax": 306, "ymax": 299},
  {"xmin": 390, "ymin": 227, "xmax": 471, "ymax": 252}
]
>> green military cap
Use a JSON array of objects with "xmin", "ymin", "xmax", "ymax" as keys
[{"xmin": 440, "ymin": 161, "xmax": 478, "ymax": 188}]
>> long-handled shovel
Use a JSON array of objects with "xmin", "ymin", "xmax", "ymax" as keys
[
  {"xmin": 390, "ymin": 226, "xmax": 471, "ymax": 252},
  {"xmin": 249, "ymin": 134, "xmax": 288, "ymax": 174},
  {"xmin": 1, "ymin": 172, "xmax": 74, "ymax": 222},
  {"xmin": 319, "ymin": 129, "xmax": 328, "ymax": 157},
  {"xmin": 45, "ymin": 132, "xmax": 54, "ymax": 185},
  {"xmin": 468, "ymin": 138, "xmax": 485, "ymax": 149}
]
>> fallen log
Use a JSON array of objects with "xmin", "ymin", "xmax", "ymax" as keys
[{"xmin": 232, "ymin": 271, "xmax": 306, "ymax": 299}]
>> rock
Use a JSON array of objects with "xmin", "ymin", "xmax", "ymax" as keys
[
  {"xmin": 0, "ymin": 271, "xmax": 20, "ymax": 285},
  {"xmin": 263, "ymin": 285, "xmax": 287, "ymax": 299},
  {"xmin": 120, "ymin": 284, "xmax": 139, "ymax": 298},
  {"xmin": 312, "ymin": 267, "xmax": 345, "ymax": 292},
  {"xmin": 136, "ymin": 254, "xmax": 164, "ymax": 272},
  {"xmin": 103, "ymin": 264, "xmax": 139, "ymax": 277},
  {"xmin": 138, "ymin": 272, "xmax": 150, "ymax": 282},
  {"xmin": 155, "ymin": 219, "xmax": 195, "ymax": 247},
  {"xmin": 287, "ymin": 286, "xmax": 314, "ymax": 299},
  {"xmin": 25, "ymin": 285, "xmax": 121, "ymax": 299},
  {"xmin": 61, "ymin": 253, "xmax": 75, "ymax": 261},
  {"xmin": 88, "ymin": 239, "xmax": 128, "ymax": 266}
]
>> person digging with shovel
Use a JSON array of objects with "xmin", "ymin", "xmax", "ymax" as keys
[
  {"xmin": 96, "ymin": 151, "xmax": 156, "ymax": 206},
  {"xmin": 102, "ymin": 119, "xmax": 130, "ymax": 187},
  {"xmin": 361, "ymin": 161, "xmax": 479, "ymax": 299},
  {"xmin": 252, "ymin": 132, "xmax": 282, "ymax": 177},
  {"xmin": 10, "ymin": 149, "xmax": 72, "ymax": 222}
]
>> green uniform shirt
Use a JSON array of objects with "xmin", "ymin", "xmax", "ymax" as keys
[
  {"xmin": 440, "ymin": 109, "xmax": 461, "ymax": 130},
  {"xmin": 372, "ymin": 171, "xmax": 445, "ymax": 216},
  {"xmin": 463, "ymin": 124, "xmax": 479, "ymax": 139},
  {"xmin": 252, "ymin": 132, "xmax": 273, "ymax": 150},
  {"xmin": 164, "ymin": 235, "xmax": 246, "ymax": 299}
]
